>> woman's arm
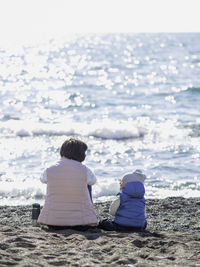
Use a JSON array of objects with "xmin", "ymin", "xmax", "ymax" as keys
[{"xmin": 86, "ymin": 167, "xmax": 97, "ymax": 185}]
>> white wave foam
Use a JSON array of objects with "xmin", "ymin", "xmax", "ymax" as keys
[
  {"xmin": 0, "ymin": 119, "xmax": 146, "ymax": 140},
  {"xmin": 0, "ymin": 178, "xmax": 120, "ymax": 206},
  {"xmin": 1, "ymin": 178, "xmax": 200, "ymax": 206},
  {"xmin": 0, "ymin": 180, "xmax": 46, "ymax": 206},
  {"xmin": 0, "ymin": 118, "xmax": 192, "ymax": 144},
  {"xmin": 93, "ymin": 178, "xmax": 119, "ymax": 198},
  {"xmin": 146, "ymin": 185, "xmax": 200, "ymax": 199},
  {"xmin": 88, "ymin": 121, "xmax": 144, "ymax": 140}
]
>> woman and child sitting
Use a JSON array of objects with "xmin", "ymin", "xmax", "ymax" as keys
[{"xmin": 37, "ymin": 138, "xmax": 147, "ymax": 232}]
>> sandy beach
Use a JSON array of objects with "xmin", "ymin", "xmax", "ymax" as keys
[{"xmin": 0, "ymin": 197, "xmax": 200, "ymax": 266}]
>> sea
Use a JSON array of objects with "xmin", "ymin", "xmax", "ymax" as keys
[{"xmin": 0, "ymin": 33, "xmax": 200, "ymax": 205}]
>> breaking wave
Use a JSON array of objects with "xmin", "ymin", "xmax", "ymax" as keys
[
  {"xmin": 0, "ymin": 119, "xmax": 146, "ymax": 140},
  {"xmin": 186, "ymin": 87, "xmax": 200, "ymax": 93}
]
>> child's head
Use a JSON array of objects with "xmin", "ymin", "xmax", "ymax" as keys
[
  {"xmin": 60, "ymin": 138, "xmax": 88, "ymax": 162},
  {"xmin": 120, "ymin": 170, "xmax": 146, "ymax": 190}
]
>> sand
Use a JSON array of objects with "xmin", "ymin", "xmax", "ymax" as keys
[{"xmin": 0, "ymin": 197, "xmax": 200, "ymax": 266}]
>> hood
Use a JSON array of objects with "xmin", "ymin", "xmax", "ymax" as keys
[
  {"xmin": 122, "ymin": 169, "xmax": 146, "ymax": 184},
  {"xmin": 122, "ymin": 181, "xmax": 145, "ymax": 198}
]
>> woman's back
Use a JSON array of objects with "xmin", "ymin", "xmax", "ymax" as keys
[{"xmin": 38, "ymin": 157, "xmax": 98, "ymax": 226}]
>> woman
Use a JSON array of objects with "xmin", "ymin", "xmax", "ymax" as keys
[{"xmin": 37, "ymin": 138, "xmax": 98, "ymax": 230}]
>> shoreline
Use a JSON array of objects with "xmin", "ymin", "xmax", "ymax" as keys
[{"xmin": 0, "ymin": 197, "xmax": 200, "ymax": 266}]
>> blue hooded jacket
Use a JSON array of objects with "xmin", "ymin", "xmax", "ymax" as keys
[{"xmin": 114, "ymin": 181, "xmax": 146, "ymax": 227}]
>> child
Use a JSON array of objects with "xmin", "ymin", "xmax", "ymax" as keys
[
  {"xmin": 99, "ymin": 170, "xmax": 147, "ymax": 231},
  {"xmin": 38, "ymin": 138, "xmax": 98, "ymax": 230}
]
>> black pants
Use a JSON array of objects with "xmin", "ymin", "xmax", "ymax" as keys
[
  {"xmin": 98, "ymin": 218, "xmax": 147, "ymax": 232},
  {"xmin": 47, "ymin": 225, "xmax": 96, "ymax": 231},
  {"xmin": 87, "ymin": 185, "xmax": 92, "ymax": 202}
]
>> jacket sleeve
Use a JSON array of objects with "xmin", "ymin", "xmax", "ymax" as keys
[
  {"xmin": 109, "ymin": 196, "xmax": 120, "ymax": 216},
  {"xmin": 40, "ymin": 170, "xmax": 47, "ymax": 184},
  {"xmin": 86, "ymin": 167, "xmax": 97, "ymax": 185}
]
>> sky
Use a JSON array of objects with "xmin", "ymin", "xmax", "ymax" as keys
[{"xmin": 0, "ymin": 0, "xmax": 199, "ymax": 45}]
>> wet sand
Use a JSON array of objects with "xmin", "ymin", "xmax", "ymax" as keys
[{"xmin": 0, "ymin": 197, "xmax": 200, "ymax": 266}]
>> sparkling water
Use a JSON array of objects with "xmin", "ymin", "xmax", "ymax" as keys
[{"xmin": 0, "ymin": 33, "xmax": 200, "ymax": 205}]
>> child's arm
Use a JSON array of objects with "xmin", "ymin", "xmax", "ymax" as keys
[
  {"xmin": 40, "ymin": 170, "xmax": 47, "ymax": 184},
  {"xmin": 86, "ymin": 167, "xmax": 97, "ymax": 185},
  {"xmin": 109, "ymin": 196, "xmax": 120, "ymax": 216}
]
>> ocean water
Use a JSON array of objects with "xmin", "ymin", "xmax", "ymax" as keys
[{"xmin": 0, "ymin": 33, "xmax": 200, "ymax": 205}]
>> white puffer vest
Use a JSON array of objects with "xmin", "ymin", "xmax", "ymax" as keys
[{"xmin": 38, "ymin": 157, "xmax": 98, "ymax": 226}]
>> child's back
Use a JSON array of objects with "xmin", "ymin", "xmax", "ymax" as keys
[
  {"xmin": 114, "ymin": 181, "xmax": 146, "ymax": 228},
  {"xmin": 99, "ymin": 170, "xmax": 147, "ymax": 231}
]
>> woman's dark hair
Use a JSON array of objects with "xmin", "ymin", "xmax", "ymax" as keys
[{"xmin": 60, "ymin": 138, "xmax": 88, "ymax": 162}]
